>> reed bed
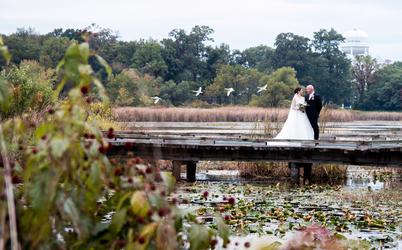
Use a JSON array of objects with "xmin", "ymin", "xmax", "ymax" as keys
[
  {"xmin": 238, "ymin": 162, "xmax": 348, "ymax": 180},
  {"xmin": 114, "ymin": 106, "xmax": 402, "ymax": 123}
]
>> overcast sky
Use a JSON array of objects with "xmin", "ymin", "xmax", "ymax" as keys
[{"xmin": 2, "ymin": 0, "xmax": 402, "ymax": 61}]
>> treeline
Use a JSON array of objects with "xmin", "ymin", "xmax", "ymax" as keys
[{"xmin": 1, "ymin": 24, "xmax": 401, "ymax": 111}]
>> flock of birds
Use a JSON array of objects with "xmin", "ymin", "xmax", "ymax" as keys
[{"xmin": 151, "ymin": 84, "xmax": 268, "ymax": 104}]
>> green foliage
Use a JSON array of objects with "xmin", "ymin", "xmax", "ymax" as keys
[
  {"xmin": 105, "ymin": 69, "xmax": 159, "ymax": 106},
  {"xmin": 273, "ymin": 32, "xmax": 314, "ymax": 85},
  {"xmin": 206, "ymin": 64, "xmax": 263, "ymax": 105},
  {"xmin": 0, "ymin": 41, "xmax": 232, "ymax": 249},
  {"xmin": 39, "ymin": 36, "xmax": 71, "ymax": 68},
  {"xmin": 0, "ymin": 36, "xmax": 11, "ymax": 64},
  {"xmin": 250, "ymin": 67, "xmax": 299, "ymax": 107},
  {"xmin": 311, "ymin": 28, "xmax": 352, "ymax": 105},
  {"xmin": 1, "ymin": 60, "xmax": 54, "ymax": 117},
  {"xmin": 3, "ymin": 28, "xmax": 41, "ymax": 64},
  {"xmin": 160, "ymin": 80, "xmax": 198, "ymax": 106},
  {"xmin": 235, "ymin": 45, "xmax": 275, "ymax": 73},
  {"xmin": 1, "ymin": 25, "xmax": 367, "ymax": 107},
  {"xmin": 162, "ymin": 25, "xmax": 215, "ymax": 83},
  {"xmin": 352, "ymin": 55, "xmax": 379, "ymax": 106},
  {"xmin": 88, "ymin": 102, "xmax": 120, "ymax": 130},
  {"xmin": 359, "ymin": 62, "xmax": 402, "ymax": 110},
  {"xmin": 132, "ymin": 40, "xmax": 167, "ymax": 78}
]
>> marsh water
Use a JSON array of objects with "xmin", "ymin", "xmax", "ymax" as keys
[
  {"xmin": 174, "ymin": 167, "xmax": 401, "ymax": 249},
  {"xmin": 126, "ymin": 121, "xmax": 402, "ymax": 249}
]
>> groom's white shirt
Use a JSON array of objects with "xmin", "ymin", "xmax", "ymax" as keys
[{"xmin": 309, "ymin": 91, "xmax": 315, "ymax": 100}]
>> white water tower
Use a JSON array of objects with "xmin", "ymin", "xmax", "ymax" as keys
[{"xmin": 341, "ymin": 29, "xmax": 369, "ymax": 58}]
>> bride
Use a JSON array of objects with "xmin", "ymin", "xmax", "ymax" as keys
[{"xmin": 274, "ymin": 87, "xmax": 314, "ymax": 140}]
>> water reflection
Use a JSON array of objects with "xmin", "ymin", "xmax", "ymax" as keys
[{"xmin": 193, "ymin": 164, "xmax": 402, "ymax": 191}]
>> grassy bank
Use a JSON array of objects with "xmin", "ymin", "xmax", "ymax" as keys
[{"xmin": 114, "ymin": 106, "xmax": 402, "ymax": 122}]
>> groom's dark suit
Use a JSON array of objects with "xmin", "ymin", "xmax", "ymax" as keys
[{"xmin": 305, "ymin": 92, "xmax": 322, "ymax": 140}]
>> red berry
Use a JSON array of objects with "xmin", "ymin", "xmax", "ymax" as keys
[
  {"xmin": 138, "ymin": 236, "xmax": 145, "ymax": 244},
  {"xmin": 158, "ymin": 208, "xmax": 166, "ymax": 217},
  {"xmin": 244, "ymin": 242, "xmax": 250, "ymax": 248},
  {"xmin": 48, "ymin": 108, "xmax": 55, "ymax": 114},
  {"xmin": 127, "ymin": 177, "xmax": 133, "ymax": 183},
  {"xmin": 145, "ymin": 166, "xmax": 152, "ymax": 174},
  {"xmin": 107, "ymin": 127, "xmax": 114, "ymax": 139},
  {"xmin": 136, "ymin": 217, "xmax": 145, "ymax": 224},
  {"xmin": 114, "ymin": 167, "xmax": 123, "ymax": 176},
  {"xmin": 210, "ymin": 239, "xmax": 218, "ymax": 247},
  {"xmin": 12, "ymin": 175, "xmax": 22, "ymax": 184},
  {"xmin": 203, "ymin": 191, "xmax": 209, "ymax": 198},
  {"xmin": 85, "ymin": 96, "xmax": 92, "ymax": 104},
  {"xmin": 107, "ymin": 182, "xmax": 115, "ymax": 189},
  {"xmin": 32, "ymin": 147, "xmax": 38, "ymax": 154},
  {"xmin": 224, "ymin": 215, "xmax": 230, "ymax": 221},
  {"xmin": 228, "ymin": 197, "xmax": 235, "ymax": 205},
  {"xmin": 80, "ymin": 85, "xmax": 89, "ymax": 95}
]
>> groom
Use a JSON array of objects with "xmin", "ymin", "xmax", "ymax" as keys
[{"xmin": 305, "ymin": 85, "xmax": 322, "ymax": 140}]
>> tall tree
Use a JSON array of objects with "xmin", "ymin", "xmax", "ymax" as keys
[
  {"xmin": 312, "ymin": 28, "xmax": 351, "ymax": 105},
  {"xmin": 273, "ymin": 33, "xmax": 314, "ymax": 85},
  {"xmin": 4, "ymin": 28, "xmax": 42, "ymax": 64},
  {"xmin": 249, "ymin": 67, "xmax": 299, "ymax": 107},
  {"xmin": 352, "ymin": 55, "xmax": 379, "ymax": 105},
  {"xmin": 205, "ymin": 64, "xmax": 263, "ymax": 105},
  {"xmin": 359, "ymin": 62, "xmax": 402, "ymax": 111},
  {"xmin": 39, "ymin": 36, "xmax": 70, "ymax": 68},
  {"xmin": 132, "ymin": 40, "xmax": 167, "ymax": 78},
  {"xmin": 161, "ymin": 25, "xmax": 214, "ymax": 83},
  {"xmin": 203, "ymin": 43, "xmax": 232, "ymax": 84},
  {"xmin": 238, "ymin": 45, "xmax": 275, "ymax": 73}
]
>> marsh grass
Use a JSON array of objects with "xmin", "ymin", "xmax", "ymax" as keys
[
  {"xmin": 114, "ymin": 106, "xmax": 402, "ymax": 123},
  {"xmin": 196, "ymin": 161, "xmax": 348, "ymax": 179},
  {"xmin": 238, "ymin": 162, "xmax": 348, "ymax": 179}
]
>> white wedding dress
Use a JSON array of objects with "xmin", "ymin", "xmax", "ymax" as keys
[{"xmin": 274, "ymin": 94, "xmax": 314, "ymax": 140}]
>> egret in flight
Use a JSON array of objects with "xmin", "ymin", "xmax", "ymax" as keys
[
  {"xmin": 257, "ymin": 84, "xmax": 268, "ymax": 93},
  {"xmin": 192, "ymin": 87, "xmax": 203, "ymax": 96},
  {"xmin": 151, "ymin": 96, "xmax": 162, "ymax": 104},
  {"xmin": 225, "ymin": 87, "xmax": 235, "ymax": 96}
]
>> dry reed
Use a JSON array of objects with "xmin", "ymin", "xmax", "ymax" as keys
[
  {"xmin": 114, "ymin": 106, "xmax": 402, "ymax": 123},
  {"xmin": 238, "ymin": 162, "xmax": 348, "ymax": 179}
]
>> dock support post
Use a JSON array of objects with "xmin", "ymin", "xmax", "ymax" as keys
[
  {"xmin": 172, "ymin": 160, "xmax": 182, "ymax": 181},
  {"xmin": 303, "ymin": 163, "xmax": 312, "ymax": 182},
  {"xmin": 186, "ymin": 161, "xmax": 197, "ymax": 182},
  {"xmin": 289, "ymin": 162, "xmax": 300, "ymax": 181}
]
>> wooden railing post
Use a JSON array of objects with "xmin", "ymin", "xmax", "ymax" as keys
[
  {"xmin": 186, "ymin": 161, "xmax": 197, "ymax": 182},
  {"xmin": 172, "ymin": 160, "xmax": 182, "ymax": 181}
]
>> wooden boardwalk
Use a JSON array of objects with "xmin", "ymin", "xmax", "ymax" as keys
[{"xmin": 106, "ymin": 132, "xmax": 402, "ymax": 181}]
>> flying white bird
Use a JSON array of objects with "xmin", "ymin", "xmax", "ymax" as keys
[
  {"xmin": 151, "ymin": 96, "xmax": 162, "ymax": 104},
  {"xmin": 257, "ymin": 84, "xmax": 268, "ymax": 93},
  {"xmin": 192, "ymin": 87, "xmax": 203, "ymax": 96},
  {"xmin": 225, "ymin": 87, "xmax": 235, "ymax": 96}
]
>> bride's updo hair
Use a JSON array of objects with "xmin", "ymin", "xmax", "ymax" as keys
[{"xmin": 294, "ymin": 87, "xmax": 302, "ymax": 94}]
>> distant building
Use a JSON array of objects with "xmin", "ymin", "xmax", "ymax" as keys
[{"xmin": 341, "ymin": 29, "xmax": 369, "ymax": 58}]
